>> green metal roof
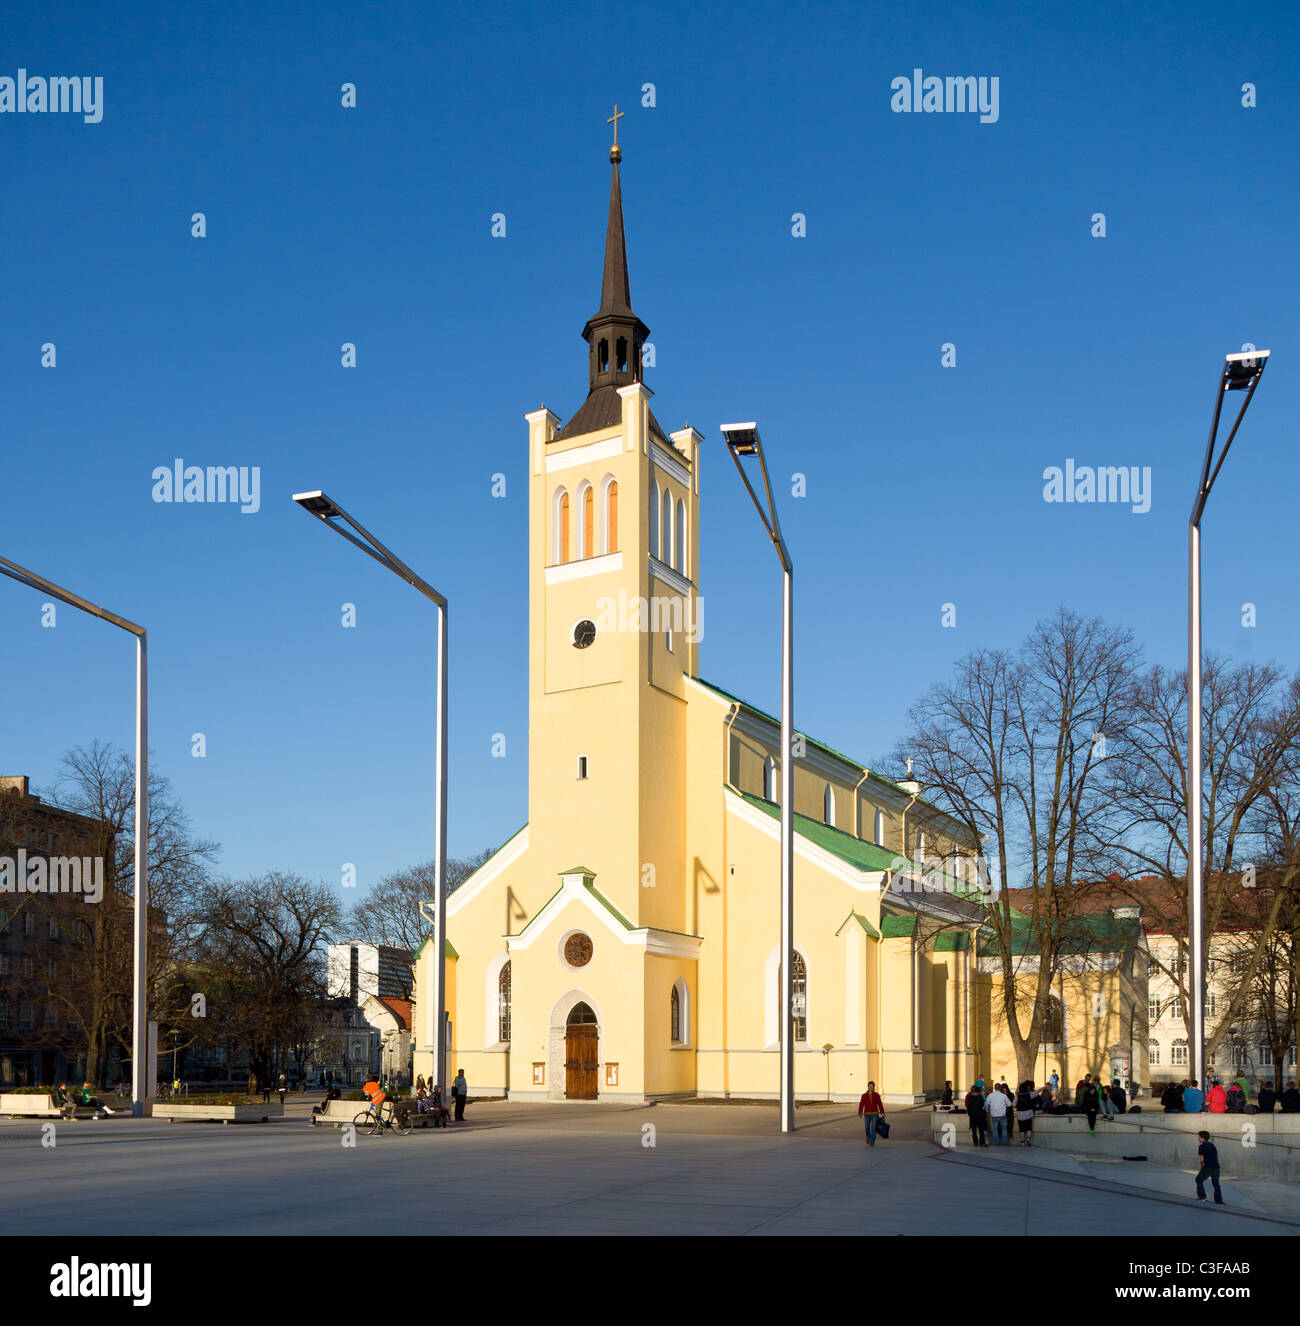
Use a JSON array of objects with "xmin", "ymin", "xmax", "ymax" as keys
[
  {"xmin": 736, "ymin": 791, "xmax": 899, "ymax": 873},
  {"xmin": 933, "ymin": 931, "xmax": 970, "ymax": 952},
  {"xmin": 412, "ymin": 933, "xmax": 459, "ymax": 961},
  {"xmin": 693, "ymin": 676, "xmax": 914, "ymax": 796},
  {"xmin": 977, "ymin": 912, "xmax": 1142, "ymax": 957},
  {"xmin": 835, "ymin": 910, "xmax": 882, "ymax": 940},
  {"xmin": 880, "ymin": 914, "xmax": 917, "ymax": 938}
]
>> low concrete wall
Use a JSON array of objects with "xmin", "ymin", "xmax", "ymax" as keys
[
  {"xmin": 0, "ymin": 1093, "xmax": 60, "ymax": 1116},
  {"xmin": 153, "ymin": 1102, "xmax": 284, "ymax": 1124},
  {"xmin": 930, "ymin": 1108, "xmax": 1300, "ymax": 1180}
]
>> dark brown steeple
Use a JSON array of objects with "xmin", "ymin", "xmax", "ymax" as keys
[{"xmin": 558, "ymin": 113, "xmax": 661, "ymax": 441}]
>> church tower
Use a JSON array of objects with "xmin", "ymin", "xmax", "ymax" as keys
[{"xmin": 525, "ymin": 116, "xmax": 701, "ymax": 936}]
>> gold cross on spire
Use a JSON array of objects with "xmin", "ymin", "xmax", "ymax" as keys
[{"xmin": 607, "ymin": 104, "xmax": 624, "ymax": 163}]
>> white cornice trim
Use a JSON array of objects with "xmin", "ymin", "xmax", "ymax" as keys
[
  {"xmin": 651, "ymin": 441, "xmax": 692, "ymax": 488},
  {"xmin": 525, "ymin": 407, "xmax": 560, "ymax": 425},
  {"xmin": 617, "ymin": 383, "xmax": 654, "ymax": 400},
  {"xmin": 545, "ymin": 433, "xmax": 623, "ymax": 473},
  {"xmin": 545, "ymin": 551, "xmax": 624, "ymax": 585},
  {"xmin": 447, "ymin": 827, "xmax": 530, "ymax": 918},
  {"xmin": 724, "ymin": 787, "xmax": 886, "ymax": 894},
  {"xmin": 649, "ymin": 557, "xmax": 692, "ymax": 596}
]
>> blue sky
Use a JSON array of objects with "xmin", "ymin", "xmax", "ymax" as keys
[{"xmin": 3, "ymin": 0, "xmax": 1297, "ymax": 892}]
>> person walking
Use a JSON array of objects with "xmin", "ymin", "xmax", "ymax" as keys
[
  {"xmin": 1079, "ymin": 1077, "xmax": 1100, "ymax": 1133},
  {"xmin": 1257, "ymin": 1081, "xmax": 1277, "ymax": 1113},
  {"xmin": 452, "ymin": 1068, "xmax": 468, "ymax": 1122},
  {"xmin": 261, "ymin": 1078, "xmax": 272, "ymax": 1104},
  {"xmin": 965, "ymin": 1082, "xmax": 989, "ymax": 1147},
  {"xmin": 858, "ymin": 1081, "xmax": 886, "ymax": 1145},
  {"xmin": 1048, "ymin": 1069, "xmax": 1060, "ymax": 1100},
  {"xmin": 1282, "ymin": 1081, "xmax": 1300, "ymax": 1113},
  {"xmin": 1015, "ymin": 1081, "xmax": 1037, "ymax": 1146},
  {"xmin": 276, "ymin": 1072, "xmax": 288, "ymax": 1106},
  {"xmin": 1194, "ymin": 1130, "xmax": 1224, "ymax": 1205},
  {"xmin": 987, "ymin": 1079, "xmax": 1010, "ymax": 1144},
  {"xmin": 1183, "ymin": 1078, "xmax": 1206, "ymax": 1113},
  {"xmin": 1207, "ymin": 1080, "xmax": 1228, "ymax": 1113}
]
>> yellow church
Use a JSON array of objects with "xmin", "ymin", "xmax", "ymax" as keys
[{"xmin": 411, "ymin": 129, "xmax": 1141, "ymax": 1106}]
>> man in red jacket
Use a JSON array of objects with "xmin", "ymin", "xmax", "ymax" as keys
[{"xmin": 858, "ymin": 1081, "xmax": 886, "ymax": 1145}]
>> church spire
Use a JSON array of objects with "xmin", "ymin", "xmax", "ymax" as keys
[{"xmin": 580, "ymin": 106, "xmax": 649, "ymax": 395}]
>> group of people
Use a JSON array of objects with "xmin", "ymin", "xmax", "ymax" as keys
[
  {"xmin": 51, "ymin": 1082, "xmax": 116, "ymax": 1120},
  {"xmin": 413, "ymin": 1071, "xmax": 469, "ymax": 1124},
  {"xmin": 1159, "ymin": 1075, "xmax": 1300, "ymax": 1115},
  {"xmin": 950, "ymin": 1071, "xmax": 1133, "ymax": 1145}
]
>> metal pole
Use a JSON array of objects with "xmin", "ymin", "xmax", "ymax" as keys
[
  {"xmin": 780, "ymin": 564, "xmax": 795, "ymax": 1133},
  {"xmin": 1187, "ymin": 520, "xmax": 1205, "ymax": 1089},
  {"xmin": 133, "ymin": 631, "xmax": 149, "ymax": 1116},
  {"xmin": 435, "ymin": 602, "xmax": 449, "ymax": 1092}
]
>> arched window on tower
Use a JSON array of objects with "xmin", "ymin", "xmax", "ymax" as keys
[
  {"xmin": 662, "ymin": 490, "xmax": 674, "ymax": 568},
  {"xmin": 498, "ymin": 961, "xmax": 511, "ymax": 1043},
  {"xmin": 649, "ymin": 481, "xmax": 660, "ymax": 558},
  {"xmin": 598, "ymin": 339, "xmax": 609, "ymax": 374},
  {"xmin": 616, "ymin": 336, "xmax": 628, "ymax": 372},
  {"xmin": 763, "ymin": 755, "xmax": 777, "ymax": 802},
  {"xmin": 553, "ymin": 487, "xmax": 570, "ymax": 564},
  {"xmin": 874, "ymin": 808, "xmax": 885, "ymax": 846},
  {"xmin": 670, "ymin": 985, "xmax": 680, "ymax": 1043},
  {"xmin": 601, "ymin": 477, "xmax": 619, "ymax": 553},
  {"xmin": 675, "ymin": 498, "xmax": 686, "ymax": 573},
  {"xmin": 582, "ymin": 484, "xmax": 594, "ymax": 559}
]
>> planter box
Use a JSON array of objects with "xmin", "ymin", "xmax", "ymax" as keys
[
  {"xmin": 1, "ymin": 1092, "xmax": 60, "ymax": 1117},
  {"xmin": 152, "ymin": 1102, "xmax": 284, "ymax": 1124}
]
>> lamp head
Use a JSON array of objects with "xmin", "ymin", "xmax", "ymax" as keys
[
  {"xmin": 721, "ymin": 422, "xmax": 761, "ymax": 456},
  {"xmin": 293, "ymin": 490, "xmax": 341, "ymax": 518},
  {"xmin": 1225, "ymin": 348, "xmax": 1270, "ymax": 390}
]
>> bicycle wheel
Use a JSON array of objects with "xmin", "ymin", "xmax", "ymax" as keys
[
  {"xmin": 351, "ymin": 1110, "xmax": 377, "ymax": 1136},
  {"xmin": 393, "ymin": 1108, "xmax": 414, "ymax": 1137}
]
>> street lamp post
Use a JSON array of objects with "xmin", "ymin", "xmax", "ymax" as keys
[
  {"xmin": 291, "ymin": 491, "xmax": 450, "ymax": 1091},
  {"xmin": 721, "ymin": 424, "xmax": 796, "ymax": 1133},
  {"xmin": 1186, "ymin": 349, "xmax": 1270, "ymax": 1090},
  {"xmin": 0, "ymin": 555, "xmax": 149, "ymax": 1117}
]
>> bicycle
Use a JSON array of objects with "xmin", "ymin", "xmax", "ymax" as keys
[{"xmin": 350, "ymin": 1098, "xmax": 413, "ymax": 1137}]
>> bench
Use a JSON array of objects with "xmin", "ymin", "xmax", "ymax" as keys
[{"xmin": 0, "ymin": 1092, "xmax": 111, "ymax": 1119}]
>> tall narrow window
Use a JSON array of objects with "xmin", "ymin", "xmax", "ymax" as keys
[
  {"xmin": 763, "ymin": 755, "xmax": 776, "ymax": 801},
  {"xmin": 662, "ymin": 490, "xmax": 674, "ymax": 567},
  {"xmin": 670, "ymin": 986, "xmax": 681, "ymax": 1043},
  {"xmin": 582, "ymin": 485, "xmax": 594, "ymax": 559},
  {"xmin": 559, "ymin": 491, "xmax": 571, "ymax": 563},
  {"xmin": 1171, "ymin": 1038, "xmax": 1189, "ymax": 1067},
  {"xmin": 605, "ymin": 478, "xmax": 619, "ymax": 553},
  {"xmin": 873, "ymin": 809, "xmax": 885, "ymax": 846},
  {"xmin": 791, "ymin": 952, "xmax": 808, "ymax": 1042},
  {"xmin": 616, "ymin": 336, "xmax": 628, "ymax": 372},
  {"xmin": 498, "ymin": 961, "xmax": 511, "ymax": 1043},
  {"xmin": 1149, "ymin": 1040, "xmax": 1161, "ymax": 1066},
  {"xmin": 675, "ymin": 499, "xmax": 686, "ymax": 573},
  {"xmin": 823, "ymin": 784, "xmax": 835, "ymax": 825},
  {"xmin": 649, "ymin": 481, "xmax": 660, "ymax": 558}
]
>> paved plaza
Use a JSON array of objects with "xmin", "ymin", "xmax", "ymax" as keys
[{"xmin": 4, "ymin": 1098, "xmax": 1300, "ymax": 1237}]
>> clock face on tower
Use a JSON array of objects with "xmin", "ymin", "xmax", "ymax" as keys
[{"xmin": 572, "ymin": 619, "xmax": 597, "ymax": 649}]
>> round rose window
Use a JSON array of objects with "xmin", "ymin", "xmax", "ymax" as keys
[{"xmin": 564, "ymin": 932, "xmax": 593, "ymax": 967}]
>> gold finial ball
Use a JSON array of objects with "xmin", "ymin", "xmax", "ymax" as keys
[{"xmin": 610, "ymin": 144, "xmax": 622, "ymax": 164}]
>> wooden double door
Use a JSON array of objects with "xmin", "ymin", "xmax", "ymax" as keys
[{"xmin": 565, "ymin": 1026, "xmax": 599, "ymax": 1100}]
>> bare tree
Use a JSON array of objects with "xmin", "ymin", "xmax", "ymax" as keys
[
  {"xmin": 191, "ymin": 872, "xmax": 342, "ymax": 1094},
  {"xmin": 30, "ymin": 742, "xmax": 219, "ymax": 1084},
  {"xmin": 344, "ymin": 851, "xmax": 493, "ymax": 952},
  {"xmin": 897, "ymin": 608, "xmax": 1141, "ymax": 1083},
  {"xmin": 1104, "ymin": 660, "xmax": 1300, "ymax": 1064}
]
